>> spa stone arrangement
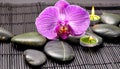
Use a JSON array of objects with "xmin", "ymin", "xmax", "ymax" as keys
[{"xmin": 0, "ymin": 0, "xmax": 120, "ymax": 67}]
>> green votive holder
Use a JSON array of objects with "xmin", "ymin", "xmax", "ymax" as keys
[
  {"xmin": 80, "ymin": 35, "xmax": 98, "ymax": 47},
  {"xmin": 90, "ymin": 15, "xmax": 101, "ymax": 26},
  {"xmin": 90, "ymin": 6, "xmax": 101, "ymax": 26}
]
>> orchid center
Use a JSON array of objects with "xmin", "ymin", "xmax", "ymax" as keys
[
  {"xmin": 59, "ymin": 20, "xmax": 69, "ymax": 34},
  {"xmin": 56, "ymin": 20, "xmax": 70, "ymax": 39},
  {"xmin": 59, "ymin": 25, "xmax": 69, "ymax": 34},
  {"xmin": 58, "ymin": 20, "xmax": 69, "ymax": 34}
]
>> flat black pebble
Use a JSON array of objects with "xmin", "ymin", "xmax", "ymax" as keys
[
  {"xmin": 67, "ymin": 35, "xmax": 81, "ymax": 44},
  {"xmin": 90, "ymin": 20, "xmax": 100, "ymax": 26},
  {"xmin": 92, "ymin": 24, "xmax": 120, "ymax": 38},
  {"xmin": 0, "ymin": 27, "xmax": 13, "ymax": 41},
  {"xmin": 11, "ymin": 32, "xmax": 47, "ymax": 47},
  {"xmin": 24, "ymin": 49, "xmax": 47, "ymax": 66},
  {"xmin": 101, "ymin": 12, "xmax": 120, "ymax": 25},
  {"xmin": 44, "ymin": 41, "xmax": 75, "ymax": 61}
]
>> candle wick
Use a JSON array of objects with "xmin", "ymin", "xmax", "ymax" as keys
[{"xmin": 89, "ymin": 36, "xmax": 93, "ymax": 44}]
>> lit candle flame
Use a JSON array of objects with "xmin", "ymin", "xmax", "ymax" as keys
[
  {"xmin": 89, "ymin": 36, "xmax": 94, "ymax": 41},
  {"xmin": 91, "ymin": 6, "xmax": 95, "ymax": 16},
  {"xmin": 90, "ymin": 6, "xmax": 100, "ymax": 21}
]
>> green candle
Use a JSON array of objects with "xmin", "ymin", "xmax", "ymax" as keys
[
  {"xmin": 80, "ymin": 35, "xmax": 98, "ymax": 47},
  {"xmin": 90, "ymin": 6, "xmax": 100, "ymax": 21},
  {"xmin": 90, "ymin": 6, "xmax": 100, "ymax": 25}
]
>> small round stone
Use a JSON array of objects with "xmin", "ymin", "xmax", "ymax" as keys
[
  {"xmin": 0, "ymin": 27, "xmax": 13, "ymax": 41},
  {"xmin": 90, "ymin": 20, "xmax": 100, "ymax": 26},
  {"xmin": 67, "ymin": 35, "xmax": 81, "ymax": 44},
  {"xmin": 44, "ymin": 41, "xmax": 75, "ymax": 61},
  {"xmin": 24, "ymin": 49, "xmax": 47, "ymax": 66}
]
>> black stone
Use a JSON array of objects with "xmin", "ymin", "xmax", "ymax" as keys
[
  {"xmin": 67, "ymin": 35, "xmax": 81, "ymax": 44},
  {"xmin": 11, "ymin": 32, "xmax": 47, "ymax": 47},
  {"xmin": 0, "ymin": 27, "xmax": 13, "ymax": 41},
  {"xmin": 101, "ymin": 12, "xmax": 120, "ymax": 25},
  {"xmin": 90, "ymin": 20, "xmax": 100, "ymax": 26},
  {"xmin": 24, "ymin": 49, "xmax": 47, "ymax": 66},
  {"xmin": 92, "ymin": 24, "xmax": 120, "ymax": 38},
  {"xmin": 44, "ymin": 41, "xmax": 75, "ymax": 61}
]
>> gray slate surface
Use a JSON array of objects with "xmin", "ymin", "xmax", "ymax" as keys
[{"xmin": 0, "ymin": 0, "xmax": 120, "ymax": 7}]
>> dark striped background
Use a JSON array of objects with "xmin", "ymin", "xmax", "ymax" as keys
[{"xmin": 0, "ymin": 1, "xmax": 120, "ymax": 69}]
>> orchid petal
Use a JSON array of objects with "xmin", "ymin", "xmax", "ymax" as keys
[
  {"xmin": 35, "ymin": 7, "xmax": 59, "ymax": 39},
  {"xmin": 55, "ymin": 0, "xmax": 70, "ymax": 11},
  {"xmin": 64, "ymin": 5, "xmax": 90, "ymax": 35}
]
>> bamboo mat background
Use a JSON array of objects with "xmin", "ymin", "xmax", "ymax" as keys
[{"xmin": 0, "ymin": 1, "xmax": 120, "ymax": 69}]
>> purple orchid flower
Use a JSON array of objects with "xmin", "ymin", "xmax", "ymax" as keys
[{"xmin": 35, "ymin": 0, "xmax": 90, "ymax": 40}]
